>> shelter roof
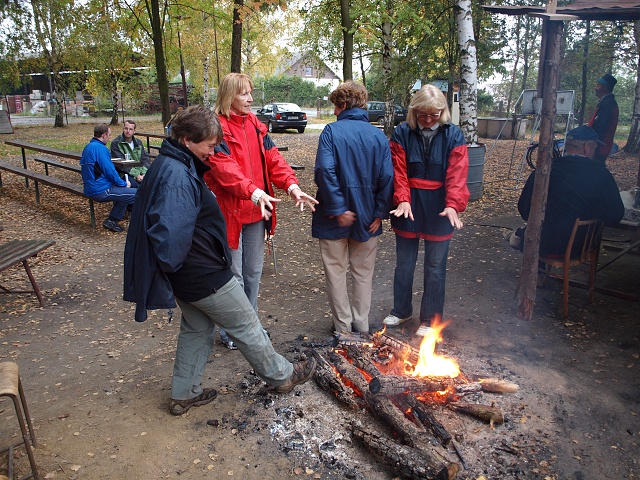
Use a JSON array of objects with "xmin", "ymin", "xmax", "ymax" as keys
[{"xmin": 483, "ymin": 1, "xmax": 640, "ymax": 21}]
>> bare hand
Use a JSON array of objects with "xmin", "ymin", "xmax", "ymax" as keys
[
  {"xmin": 136, "ymin": 174, "xmax": 144, "ymax": 183},
  {"xmin": 368, "ymin": 217, "xmax": 382, "ymax": 234},
  {"xmin": 439, "ymin": 207, "xmax": 463, "ymax": 229},
  {"xmin": 390, "ymin": 202, "xmax": 414, "ymax": 221},
  {"xmin": 290, "ymin": 188, "xmax": 319, "ymax": 212},
  {"xmin": 336, "ymin": 210, "xmax": 356, "ymax": 227},
  {"xmin": 258, "ymin": 193, "xmax": 282, "ymax": 220}
]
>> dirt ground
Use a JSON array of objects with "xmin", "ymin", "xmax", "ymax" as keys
[{"xmin": 1, "ymin": 124, "xmax": 639, "ymax": 480}]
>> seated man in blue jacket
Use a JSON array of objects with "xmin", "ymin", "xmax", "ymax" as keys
[
  {"xmin": 80, "ymin": 124, "xmax": 137, "ymax": 232},
  {"xmin": 515, "ymin": 125, "xmax": 624, "ymax": 256}
]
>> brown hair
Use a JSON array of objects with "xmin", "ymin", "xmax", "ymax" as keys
[
  {"xmin": 94, "ymin": 124, "xmax": 109, "ymax": 138},
  {"xmin": 124, "ymin": 119, "xmax": 137, "ymax": 129},
  {"xmin": 169, "ymin": 105, "xmax": 223, "ymax": 144},
  {"xmin": 214, "ymin": 73, "xmax": 254, "ymax": 118},
  {"xmin": 407, "ymin": 85, "xmax": 452, "ymax": 129},
  {"xmin": 329, "ymin": 81, "xmax": 368, "ymax": 110}
]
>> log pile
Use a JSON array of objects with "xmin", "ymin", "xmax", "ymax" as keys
[{"xmin": 311, "ymin": 331, "xmax": 519, "ymax": 480}]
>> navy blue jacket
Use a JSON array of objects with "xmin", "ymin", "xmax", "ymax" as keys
[
  {"xmin": 123, "ymin": 139, "xmax": 232, "ymax": 322},
  {"xmin": 518, "ymin": 154, "xmax": 624, "ymax": 256},
  {"xmin": 311, "ymin": 108, "xmax": 393, "ymax": 241}
]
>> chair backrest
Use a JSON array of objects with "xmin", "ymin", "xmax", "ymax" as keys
[{"xmin": 564, "ymin": 218, "xmax": 604, "ymax": 266}]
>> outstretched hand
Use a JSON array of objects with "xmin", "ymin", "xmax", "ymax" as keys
[
  {"xmin": 290, "ymin": 188, "xmax": 319, "ymax": 212},
  {"xmin": 440, "ymin": 207, "xmax": 463, "ymax": 229},
  {"xmin": 390, "ymin": 202, "xmax": 414, "ymax": 221},
  {"xmin": 258, "ymin": 193, "xmax": 281, "ymax": 220}
]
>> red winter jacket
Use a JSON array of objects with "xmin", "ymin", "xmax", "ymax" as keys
[{"xmin": 204, "ymin": 112, "xmax": 298, "ymax": 249}]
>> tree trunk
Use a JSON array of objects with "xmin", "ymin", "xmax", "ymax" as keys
[
  {"xmin": 624, "ymin": 20, "xmax": 640, "ymax": 154},
  {"xmin": 149, "ymin": 0, "xmax": 170, "ymax": 126},
  {"xmin": 579, "ymin": 21, "xmax": 590, "ymax": 125},
  {"xmin": 382, "ymin": 1, "xmax": 393, "ymax": 137},
  {"xmin": 231, "ymin": 0, "xmax": 243, "ymax": 73},
  {"xmin": 456, "ymin": 0, "xmax": 479, "ymax": 145},
  {"xmin": 340, "ymin": 0, "xmax": 353, "ymax": 81},
  {"xmin": 506, "ymin": 16, "xmax": 521, "ymax": 115},
  {"xmin": 203, "ymin": 56, "xmax": 210, "ymax": 108},
  {"xmin": 516, "ymin": 18, "xmax": 563, "ymax": 321}
]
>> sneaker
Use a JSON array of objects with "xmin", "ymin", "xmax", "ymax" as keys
[
  {"xmin": 103, "ymin": 219, "xmax": 124, "ymax": 232},
  {"xmin": 169, "ymin": 388, "xmax": 218, "ymax": 416},
  {"xmin": 221, "ymin": 339, "xmax": 238, "ymax": 350},
  {"xmin": 383, "ymin": 314, "xmax": 411, "ymax": 326},
  {"xmin": 275, "ymin": 357, "xmax": 317, "ymax": 393},
  {"xmin": 416, "ymin": 324, "xmax": 434, "ymax": 337}
]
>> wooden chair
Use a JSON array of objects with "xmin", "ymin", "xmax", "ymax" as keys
[
  {"xmin": 539, "ymin": 218, "xmax": 604, "ymax": 318},
  {"xmin": 0, "ymin": 362, "xmax": 40, "ymax": 480}
]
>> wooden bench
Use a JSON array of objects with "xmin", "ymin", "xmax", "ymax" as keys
[
  {"xmin": 4, "ymin": 139, "xmax": 82, "ymax": 188},
  {"xmin": 0, "ymin": 239, "xmax": 56, "ymax": 306},
  {"xmin": 34, "ymin": 157, "xmax": 81, "ymax": 176},
  {"xmin": 0, "ymin": 161, "xmax": 101, "ymax": 228}
]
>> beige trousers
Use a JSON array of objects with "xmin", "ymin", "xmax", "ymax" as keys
[{"xmin": 318, "ymin": 237, "xmax": 379, "ymax": 333}]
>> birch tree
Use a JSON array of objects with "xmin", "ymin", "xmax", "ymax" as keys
[{"xmin": 456, "ymin": 0, "xmax": 478, "ymax": 144}]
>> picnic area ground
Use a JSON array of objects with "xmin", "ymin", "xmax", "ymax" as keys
[{"xmin": 1, "ymin": 119, "xmax": 639, "ymax": 480}]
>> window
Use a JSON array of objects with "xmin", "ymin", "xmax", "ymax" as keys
[{"xmin": 305, "ymin": 66, "xmax": 313, "ymax": 76}]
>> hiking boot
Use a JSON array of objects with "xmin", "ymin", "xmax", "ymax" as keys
[
  {"xmin": 103, "ymin": 219, "xmax": 124, "ymax": 232},
  {"xmin": 275, "ymin": 357, "xmax": 317, "ymax": 393},
  {"xmin": 169, "ymin": 388, "xmax": 217, "ymax": 415}
]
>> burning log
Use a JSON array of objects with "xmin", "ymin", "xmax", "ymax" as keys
[
  {"xmin": 350, "ymin": 420, "xmax": 460, "ymax": 480},
  {"xmin": 373, "ymin": 331, "xmax": 420, "ymax": 364},
  {"xmin": 326, "ymin": 349, "xmax": 371, "ymax": 398},
  {"xmin": 368, "ymin": 375, "xmax": 471, "ymax": 397},
  {"xmin": 404, "ymin": 393, "xmax": 452, "ymax": 447},
  {"xmin": 310, "ymin": 349, "xmax": 361, "ymax": 409},
  {"xmin": 449, "ymin": 402, "xmax": 505, "ymax": 428},
  {"xmin": 343, "ymin": 344, "xmax": 383, "ymax": 378}
]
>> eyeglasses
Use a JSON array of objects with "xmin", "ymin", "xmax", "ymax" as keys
[{"xmin": 417, "ymin": 112, "xmax": 441, "ymax": 120}]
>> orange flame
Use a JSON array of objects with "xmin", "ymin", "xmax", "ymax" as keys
[{"xmin": 410, "ymin": 316, "xmax": 459, "ymax": 378}]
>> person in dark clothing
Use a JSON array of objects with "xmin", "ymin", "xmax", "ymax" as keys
[
  {"xmin": 110, "ymin": 119, "xmax": 151, "ymax": 188},
  {"xmin": 123, "ymin": 105, "xmax": 316, "ymax": 416},
  {"xmin": 312, "ymin": 80, "xmax": 394, "ymax": 334},
  {"xmin": 516, "ymin": 125, "xmax": 624, "ymax": 256},
  {"xmin": 588, "ymin": 73, "xmax": 619, "ymax": 164}
]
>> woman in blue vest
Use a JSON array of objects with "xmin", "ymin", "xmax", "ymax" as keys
[{"xmin": 383, "ymin": 85, "xmax": 469, "ymax": 336}]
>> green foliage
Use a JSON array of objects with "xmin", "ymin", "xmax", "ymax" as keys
[
  {"xmin": 477, "ymin": 88, "xmax": 494, "ymax": 116},
  {"xmin": 253, "ymin": 75, "xmax": 331, "ymax": 107}
]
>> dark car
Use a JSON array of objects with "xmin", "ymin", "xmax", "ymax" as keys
[
  {"xmin": 256, "ymin": 103, "xmax": 307, "ymax": 133},
  {"xmin": 367, "ymin": 101, "xmax": 407, "ymax": 126}
]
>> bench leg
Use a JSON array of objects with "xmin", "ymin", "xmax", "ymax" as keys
[
  {"xmin": 89, "ymin": 199, "xmax": 96, "ymax": 228},
  {"xmin": 34, "ymin": 181, "xmax": 40, "ymax": 204},
  {"xmin": 22, "ymin": 259, "xmax": 45, "ymax": 307},
  {"xmin": 22, "ymin": 148, "xmax": 30, "ymax": 189}
]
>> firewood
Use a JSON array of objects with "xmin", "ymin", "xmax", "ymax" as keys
[
  {"xmin": 344, "ymin": 344, "xmax": 384, "ymax": 378},
  {"xmin": 478, "ymin": 378, "xmax": 519, "ymax": 393},
  {"xmin": 449, "ymin": 402, "xmax": 505, "ymax": 428},
  {"xmin": 367, "ymin": 393, "xmax": 427, "ymax": 447},
  {"xmin": 404, "ymin": 393, "xmax": 452, "ymax": 446},
  {"xmin": 326, "ymin": 349, "xmax": 371, "ymax": 398},
  {"xmin": 373, "ymin": 332, "xmax": 420, "ymax": 364},
  {"xmin": 350, "ymin": 420, "xmax": 460, "ymax": 480},
  {"xmin": 334, "ymin": 331, "xmax": 372, "ymax": 346},
  {"xmin": 368, "ymin": 374, "xmax": 462, "ymax": 396},
  {"xmin": 310, "ymin": 349, "xmax": 361, "ymax": 409}
]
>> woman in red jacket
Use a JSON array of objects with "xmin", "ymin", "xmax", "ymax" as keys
[{"xmin": 205, "ymin": 74, "xmax": 317, "ymax": 347}]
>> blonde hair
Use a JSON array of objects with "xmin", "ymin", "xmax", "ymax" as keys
[
  {"xmin": 329, "ymin": 81, "xmax": 368, "ymax": 110},
  {"xmin": 214, "ymin": 73, "xmax": 254, "ymax": 118},
  {"xmin": 407, "ymin": 84, "xmax": 452, "ymax": 129}
]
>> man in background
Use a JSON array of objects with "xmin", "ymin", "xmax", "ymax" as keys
[
  {"xmin": 81, "ymin": 124, "xmax": 136, "ymax": 232},
  {"xmin": 513, "ymin": 125, "xmax": 624, "ymax": 256},
  {"xmin": 588, "ymin": 73, "xmax": 619, "ymax": 164},
  {"xmin": 110, "ymin": 120, "xmax": 151, "ymax": 187}
]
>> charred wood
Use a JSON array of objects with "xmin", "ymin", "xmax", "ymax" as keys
[
  {"xmin": 310, "ymin": 349, "xmax": 361, "ymax": 409},
  {"xmin": 373, "ymin": 332, "xmax": 420, "ymax": 364},
  {"xmin": 350, "ymin": 420, "xmax": 460, "ymax": 480},
  {"xmin": 326, "ymin": 350, "xmax": 371, "ymax": 398},
  {"xmin": 405, "ymin": 393, "xmax": 452, "ymax": 446},
  {"xmin": 367, "ymin": 393, "xmax": 427, "ymax": 447},
  {"xmin": 344, "ymin": 344, "xmax": 384, "ymax": 378},
  {"xmin": 369, "ymin": 375, "xmax": 465, "ymax": 396}
]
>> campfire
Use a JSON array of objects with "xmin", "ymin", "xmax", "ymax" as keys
[{"xmin": 309, "ymin": 316, "xmax": 519, "ymax": 480}]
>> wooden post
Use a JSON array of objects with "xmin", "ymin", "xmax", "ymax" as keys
[{"xmin": 516, "ymin": 14, "xmax": 563, "ymax": 320}]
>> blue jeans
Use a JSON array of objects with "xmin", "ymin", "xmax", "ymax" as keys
[
  {"xmin": 173, "ymin": 278, "xmax": 293, "ymax": 400},
  {"xmin": 230, "ymin": 220, "xmax": 266, "ymax": 312},
  {"xmin": 90, "ymin": 186, "xmax": 136, "ymax": 220},
  {"xmin": 391, "ymin": 235, "xmax": 450, "ymax": 323}
]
